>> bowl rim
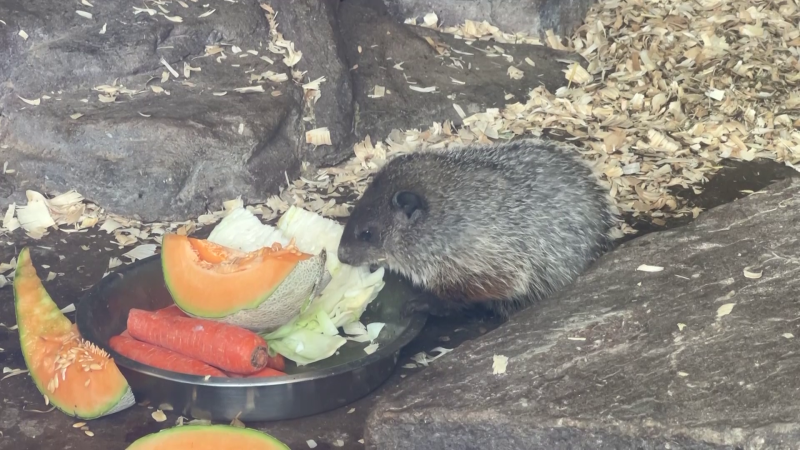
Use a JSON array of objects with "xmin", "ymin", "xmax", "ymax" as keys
[{"xmin": 76, "ymin": 253, "xmax": 427, "ymax": 388}]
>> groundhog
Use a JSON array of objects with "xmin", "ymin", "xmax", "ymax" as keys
[{"xmin": 336, "ymin": 137, "xmax": 621, "ymax": 318}]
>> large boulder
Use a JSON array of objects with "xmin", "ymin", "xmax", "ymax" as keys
[
  {"xmin": 383, "ymin": 0, "xmax": 596, "ymax": 39},
  {"xmin": 339, "ymin": 0, "xmax": 585, "ymax": 144},
  {"xmin": 365, "ymin": 176, "xmax": 800, "ymax": 449},
  {"xmin": 0, "ymin": 0, "xmax": 584, "ymax": 222}
]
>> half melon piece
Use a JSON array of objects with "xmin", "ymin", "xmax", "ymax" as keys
[
  {"xmin": 126, "ymin": 424, "xmax": 290, "ymax": 450},
  {"xmin": 13, "ymin": 247, "xmax": 135, "ymax": 419},
  {"xmin": 161, "ymin": 233, "xmax": 327, "ymax": 333}
]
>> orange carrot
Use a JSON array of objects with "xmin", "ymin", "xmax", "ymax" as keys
[
  {"xmin": 126, "ymin": 308, "xmax": 268, "ymax": 374},
  {"xmin": 109, "ymin": 335, "xmax": 227, "ymax": 377},
  {"xmin": 153, "ymin": 304, "xmax": 188, "ymax": 318},
  {"xmin": 266, "ymin": 352, "xmax": 286, "ymax": 372},
  {"xmin": 224, "ymin": 367, "xmax": 286, "ymax": 378},
  {"xmin": 246, "ymin": 367, "xmax": 287, "ymax": 378}
]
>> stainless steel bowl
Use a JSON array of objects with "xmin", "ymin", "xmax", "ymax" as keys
[{"xmin": 75, "ymin": 254, "xmax": 427, "ymax": 422}]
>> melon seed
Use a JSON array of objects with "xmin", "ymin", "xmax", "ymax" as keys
[
  {"xmin": 84, "ymin": 430, "xmax": 94, "ymax": 437},
  {"xmin": 73, "ymin": 422, "xmax": 86, "ymax": 428}
]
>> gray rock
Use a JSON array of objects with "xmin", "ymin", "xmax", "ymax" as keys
[
  {"xmin": 275, "ymin": 0, "xmax": 356, "ymax": 167},
  {"xmin": 366, "ymin": 176, "xmax": 800, "ymax": 449},
  {"xmin": 0, "ymin": 0, "xmax": 582, "ymax": 222},
  {"xmin": 2, "ymin": 89, "xmax": 301, "ymax": 222},
  {"xmin": 383, "ymin": 0, "xmax": 596, "ymax": 40},
  {"xmin": 339, "ymin": 0, "xmax": 584, "ymax": 144}
]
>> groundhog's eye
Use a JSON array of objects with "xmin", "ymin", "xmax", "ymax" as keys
[{"xmin": 358, "ymin": 229, "xmax": 372, "ymax": 242}]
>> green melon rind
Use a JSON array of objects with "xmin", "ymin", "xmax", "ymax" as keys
[
  {"xmin": 125, "ymin": 424, "xmax": 290, "ymax": 450},
  {"xmin": 164, "ymin": 250, "xmax": 328, "ymax": 332},
  {"xmin": 210, "ymin": 250, "xmax": 328, "ymax": 332},
  {"xmin": 13, "ymin": 248, "xmax": 136, "ymax": 420}
]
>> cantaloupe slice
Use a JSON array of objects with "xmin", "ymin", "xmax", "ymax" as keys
[
  {"xmin": 126, "ymin": 424, "xmax": 290, "ymax": 450},
  {"xmin": 162, "ymin": 234, "xmax": 327, "ymax": 332},
  {"xmin": 13, "ymin": 247, "xmax": 135, "ymax": 419}
]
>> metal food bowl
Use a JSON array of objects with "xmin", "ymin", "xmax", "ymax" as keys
[{"xmin": 75, "ymin": 254, "xmax": 427, "ymax": 422}]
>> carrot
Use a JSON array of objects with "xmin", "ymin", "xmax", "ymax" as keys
[
  {"xmin": 246, "ymin": 367, "xmax": 287, "ymax": 378},
  {"xmin": 224, "ymin": 367, "xmax": 286, "ymax": 378},
  {"xmin": 126, "ymin": 308, "xmax": 269, "ymax": 374},
  {"xmin": 266, "ymin": 352, "xmax": 286, "ymax": 372},
  {"xmin": 109, "ymin": 335, "xmax": 227, "ymax": 377},
  {"xmin": 153, "ymin": 304, "xmax": 188, "ymax": 318}
]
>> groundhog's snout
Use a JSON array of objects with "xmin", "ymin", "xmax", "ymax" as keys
[{"xmin": 337, "ymin": 242, "xmax": 355, "ymax": 266}]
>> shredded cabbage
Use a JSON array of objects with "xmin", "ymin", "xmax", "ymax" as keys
[{"xmin": 205, "ymin": 206, "xmax": 386, "ymax": 366}]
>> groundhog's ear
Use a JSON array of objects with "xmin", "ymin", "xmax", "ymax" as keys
[{"xmin": 392, "ymin": 191, "xmax": 423, "ymax": 222}]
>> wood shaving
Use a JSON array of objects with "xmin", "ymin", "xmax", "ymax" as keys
[
  {"xmin": 151, "ymin": 409, "xmax": 167, "ymax": 422},
  {"xmin": 306, "ymin": 128, "xmax": 332, "ymax": 146},
  {"xmin": 717, "ymin": 303, "xmax": 736, "ymax": 318},
  {"xmin": 409, "ymin": 85, "xmax": 436, "ymax": 93},
  {"xmin": 233, "ymin": 86, "xmax": 265, "ymax": 93},
  {"xmin": 507, "ymin": 66, "xmax": 524, "ymax": 80},
  {"xmin": 743, "ymin": 267, "xmax": 763, "ymax": 279},
  {"xmin": 492, "ymin": 354, "xmax": 509, "ymax": 374},
  {"xmin": 368, "ymin": 85, "xmax": 385, "ymax": 99},
  {"xmin": 17, "ymin": 96, "xmax": 40, "ymax": 106}
]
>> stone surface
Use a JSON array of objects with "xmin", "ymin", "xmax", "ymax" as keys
[
  {"xmin": 339, "ymin": 0, "xmax": 585, "ymax": 145},
  {"xmin": 365, "ymin": 176, "xmax": 800, "ymax": 449},
  {"xmin": 0, "ymin": 0, "xmax": 581, "ymax": 222},
  {"xmin": 384, "ymin": 0, "xmax": 596, "ymax": 39},
  {"xmin": 273, "ymin": 0, "xmax": 355, "ymax": 166}
]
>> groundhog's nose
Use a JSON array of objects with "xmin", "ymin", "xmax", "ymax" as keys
[{"xmin": 337, "ymin": 243, "xmax": 354, "ymax": 266}]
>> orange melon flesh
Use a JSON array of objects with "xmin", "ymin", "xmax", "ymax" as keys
[
  {"xmin": 126, "ymin": 424, "xmax": 290, "ymax": 450},
  {"xmin": 13, "ymin": 247, "xmax": 135, "ymax": 419},
  {"xmin": 161, "ymin": 234, "xmax": 312, "ymax": 318}
]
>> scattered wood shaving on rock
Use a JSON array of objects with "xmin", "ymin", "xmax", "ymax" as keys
[
  {"xmin": 17, "ymin": 96, "xmax": 40, "ymax": 106},
  {"xmin": 122, "ymin": 244, "xmax": 158, "ymax": 261},
  {"xmin": 743, "ymin": 267, "xmax": 763, "ymax": 279},
  {"xmin": 2, "ymin": 367, "xmax": 29, "ymax": 380},
  {"xmin": 717, "ymin": 303, "xmax": 736, "ymax": 318},
  {"xmin": 507, "ymin": 66, "xmax": 524, "ymax": 80},
  {"xmin": 151, "ymin": 409, "xmax": 167, "ymax": 422},
  {"xmin": 637, "ymin": 264, "xmax": 664, "ymax": 272},
  {"xmin": 234, "ymin": 86, "xmax": 265, "ymax": 93},
  {"xmin": 306, "ymin": 128, "xmax": 332, "ymax": 146},
  {"xmin": 492, "ymin": 354, "xmax": 509, "ymax": 374}
]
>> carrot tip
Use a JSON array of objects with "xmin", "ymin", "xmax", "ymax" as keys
[{"xmin": 251, "ymin": 347, "xmax": 269, "ymax": 371}]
